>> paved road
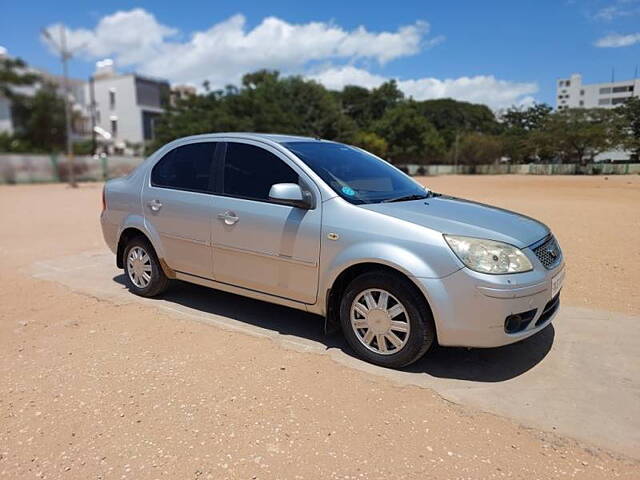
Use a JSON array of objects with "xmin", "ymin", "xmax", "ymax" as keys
[{"xmin": 32, "ymin": 250, "xmax": 640, "ymax": 460}]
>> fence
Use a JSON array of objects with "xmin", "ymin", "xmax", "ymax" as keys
[
  {"xmin": 401, "ymin": 162, "xmax": 640, "ymax": 176},
  {"xmin": 1, "ymin": 154, "xmax": 639, "ymax": 184},
  {"xmin": 0, "ymin": 154, "xmax": 145, "ymax": 184}
]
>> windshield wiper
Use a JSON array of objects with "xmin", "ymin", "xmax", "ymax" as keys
[{"xmin": 381, "ymin": 193, "xmax": 430, "ymax": 203}]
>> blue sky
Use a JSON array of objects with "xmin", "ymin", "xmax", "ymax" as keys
[{"xmin": 2, "ymin": 0, "xmax": 640, "ymax": 109}]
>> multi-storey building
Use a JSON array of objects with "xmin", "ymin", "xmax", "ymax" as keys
[
  {"xmin": 556, "ymin": 73, "xmax": 639, "ymax": 110},
  {"xmin": 88, "ymin": 60, "xmax": 170, "ymax": 150}
]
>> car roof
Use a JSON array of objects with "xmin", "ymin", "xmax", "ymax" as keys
[
  {"xmin": 179, "ymin": 132, "xmax": 326, "ymax": 145},
  {"xmin": 239, "ymin": 133, "xmax": 321, "ymax": 144}
]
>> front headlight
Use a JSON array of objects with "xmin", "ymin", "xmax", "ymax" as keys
[{"xmin": 444, "ymin": 235, "xmax": 533, "ymax": 274}]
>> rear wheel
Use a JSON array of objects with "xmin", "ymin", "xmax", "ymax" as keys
[
  {"xmin": 340, "ymin": 271, "xmax": 435, "ymax": 368},
  {"xmin": 123, "ymin": 237, "xmax": 169, "ymax": 297}
]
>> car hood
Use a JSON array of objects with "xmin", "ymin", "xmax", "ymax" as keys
[{"xmin": 360, "ymin": 194, "xmax": 549, "ymax": 248}]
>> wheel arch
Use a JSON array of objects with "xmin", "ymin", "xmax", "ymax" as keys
[
  {"xmin": 323, "ymin": 261, "xmax": 434, "ymax": 334},
  {"xmin": 116, "ymin": 226, "xmax": 175, "ymax": 278},
  {"xmin": 116, "ymin": 227, "xmax": 149, "ymax": 268}
]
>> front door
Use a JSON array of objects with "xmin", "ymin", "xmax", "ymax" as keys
[
  {"xmin": 211, "ymin": 141, "xmax": 321, "ymax": 304},
  {"xmin": 141, "ymin": 141, "xmax": 218, "ymax": 278}
]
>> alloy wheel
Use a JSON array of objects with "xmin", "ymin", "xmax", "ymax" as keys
[
  {"xmin": 127, "ymin": 246, "xmax": 152, "ymax": 288},
  {"xmin": 350, "ymin": 288, "xmax": 410, "ymax": 355}
]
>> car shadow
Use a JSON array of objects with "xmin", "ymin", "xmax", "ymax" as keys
[{"xmin": 113, "ymin": 274, "xmax": 554, "ymax": 383}]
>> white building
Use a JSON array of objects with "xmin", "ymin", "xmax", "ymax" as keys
[
  {"xmin": 0, "ymin": 96, "xmax": 12, "ymax": 134},
  {"xmin": 556, "ymin": 73, "xmax": 639, "ymax": 110},
  {"xmin": 88, "ymin": 60, "xmax": 169, "ymax": 151}
]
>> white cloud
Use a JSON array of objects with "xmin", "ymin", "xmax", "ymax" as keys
[
  {"xmin": 44, "ymin": 9, "xmax": 177, "ymax": 65},
  {"xmin": 309, "ymin": 65, "xmax": 388, "ymax": 90},
  {"xmin": 42, "ymin": 8, "xmax": 537, "ymax": 109},
  {"xmin": 593, "ymin": 1, "xmax": 640, "ymax": 21},
  {"xmin": 424, "ymin": 35, "xmax": 446, "ymax": 48},
  {"xmin": 595, "ymin": 6, "xmax": 625, "ymax": 21},
  {"xmin": 399, "ymin": 75, "xmax": 538, "ymax": 109},
  {"xmin": 44, "ymin": 9, "xmax": 430, "ymax": 86},
  {"xmin": 308, "ymin": 66, "xmax": 538, "ymax": 110},
  {"xmin": 594, "ymin": 32, "xmax": 640, "ymax": 47}
]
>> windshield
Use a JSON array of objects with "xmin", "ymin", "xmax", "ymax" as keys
[{"xmin": 283, "ymin": 141, "xmax": 428, "ymax": 204}]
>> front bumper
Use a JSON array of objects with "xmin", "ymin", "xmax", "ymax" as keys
[{"xmin": 416, "ymin": 261, "xmax": 565, "ymax": 348}]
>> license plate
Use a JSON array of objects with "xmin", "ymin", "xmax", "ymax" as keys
[{"xmin": 551, "ymin": 269, "xmax": 565, "ymax": 299}]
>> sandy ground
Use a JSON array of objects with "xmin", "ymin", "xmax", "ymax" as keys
[
  {"xmin": 0, "ymin": 176, "xmax": 639, "ymax": 479},
  {"xmin": 418, "ymin": 175, "xmax": 640, "ymax": 316}
]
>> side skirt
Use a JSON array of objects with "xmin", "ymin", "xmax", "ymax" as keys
[{"xmin": 174, "ymin": 270, "xmax": 313, "ymax": 315}]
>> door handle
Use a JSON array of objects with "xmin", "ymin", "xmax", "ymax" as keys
[
  {"xmin": 148, "ymin": 199, "xmax": 163, "ymax": 212},
  {"xmin": 217, "ymin": 210, "xmax": 239, "ymax": 225}
]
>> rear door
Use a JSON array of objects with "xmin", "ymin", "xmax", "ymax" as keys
[
  {"xmin": 141, "ymin": 141, "xmax": 218, "ymax": 278},
  {"xmin": 211, "ymin": 141, "xmax": 322, "ymax": 304}
]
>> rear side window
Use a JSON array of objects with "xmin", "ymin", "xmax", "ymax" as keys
[
  {"xmin": 223, "ymin": 142, "xmax": 298, "ymax": 201},
  {"xmin": 151, "ymin": 142, "xmax": 217, "ymax": 192}
]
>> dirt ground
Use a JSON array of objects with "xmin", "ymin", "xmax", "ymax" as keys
[
  {"xmin": 418, "ymin": 175, "xmax": 640, "ymax": 316},
  {"xmin": 0, "ymin": 176, "xmax": 639, "ymax": 479}
]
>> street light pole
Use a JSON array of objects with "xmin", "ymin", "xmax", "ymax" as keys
[{"xmin": 42, "ymin": 25, "xmax": 77, "ymax": 188}]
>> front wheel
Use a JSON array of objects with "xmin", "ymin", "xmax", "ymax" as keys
[
  {"xmin": 339, "ymin": 271, "xmax": 435, "ymax": 368},
  {"xmin": 123, "ymin": 237, "xmax": 170, "ymax": 297}
]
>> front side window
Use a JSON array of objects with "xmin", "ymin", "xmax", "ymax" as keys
[
  {"xmin": 284, "ymin": 141, "xmax": 427, "ymax": 204},
  {"xmin": 223, "ymin": 143, "xmax": 298, "ymax": 201},
  {"xmin": 151, "ymin": 142, "xmax": 217, "ymax": 192}
]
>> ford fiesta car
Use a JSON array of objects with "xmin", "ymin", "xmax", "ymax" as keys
[{"xmin": 100, "ymin": 133, "xmax": 565, "ymax": 368}]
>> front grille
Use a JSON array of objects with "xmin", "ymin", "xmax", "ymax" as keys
[{"xmin": 533, "ymin": 235, "xmax": 562, "ymax": 270}]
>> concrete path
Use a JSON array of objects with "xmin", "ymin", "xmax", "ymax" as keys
[{"xmin": 31, "ymin": 250, "xmax": 640, "ymax": 459}]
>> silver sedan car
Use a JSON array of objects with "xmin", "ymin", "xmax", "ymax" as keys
[{"xmin": 101, "ymin": 133, "xmax": 565, "ymax": 368}]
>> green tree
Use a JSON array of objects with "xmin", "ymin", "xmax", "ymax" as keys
[
  {"xmin": 375, "ymin": 102, "xmax": 445, "ymax": 163},
  {"xmin": 456, "ymin": 133, "xmax": 503, "ymax": 165},
  {"xmin": 153, "ymin": 70, "xmax": 356, "ymax": 151},
  {"xmin": 500, "ymin": 103, "xmax": 553, "ymax": 163},
  {"xmin": 538, "ymin": 108, "xmax": 621, "ymax": 164},
  {"xmin": 280, "ymin": 76, "xmax": 356, "ymax": 141},
  {"xmin": 152, "ymin": 90, "xmax": 237, "ymax": 150},
  {"xmin": 616, "ymin": 97, "xmax": 640, "ymax": 159},
  {"xmin": 501, "ymin": 103, "xmax": 552, "ymax": 132},
  {"xmin": 368, "ymin": 80, "xmax": 404, "ymax": 122},
  {"xmin": 11, "ymin": 82, "xmax": 66, "ymax": 152},
  {"xmin": 352, "ymin": 131, "xmax": 388, "ymax": 157},
  {"xmin": 418, "ymin": 98, "xmax": 500, "ymax": 148},
  {"xmin": 339, "ymin": 85, "xmax": 372, "ymax": 128},
  {"xmin": 0, "ymin": 56, "xmax": 39, "ymax": 99}
]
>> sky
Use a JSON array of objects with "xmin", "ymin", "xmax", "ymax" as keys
[{"xmin": 2, "ymin": 0, "xmax": 640, "ymax": 110}]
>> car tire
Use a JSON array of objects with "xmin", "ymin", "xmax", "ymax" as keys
[
  {"xmin": 123, "ymin": 237, "xmax": 170, "ymax": 297},
  {"xmin": 339, "ymin": 271, "xmax": 435, "ymax": 368}
]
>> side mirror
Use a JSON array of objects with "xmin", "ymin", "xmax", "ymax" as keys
[{"xmin": 268, "ymin": 183, "xmax": 311, "ymax": 209}]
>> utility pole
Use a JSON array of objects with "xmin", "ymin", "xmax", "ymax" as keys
[
  {"xmin": 89, "ymin": 75, "xmax": 97, "ymax": 156},
  {"xmin": 42, "ymin": 25, "xmax": 77, "ymax": 188}
]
